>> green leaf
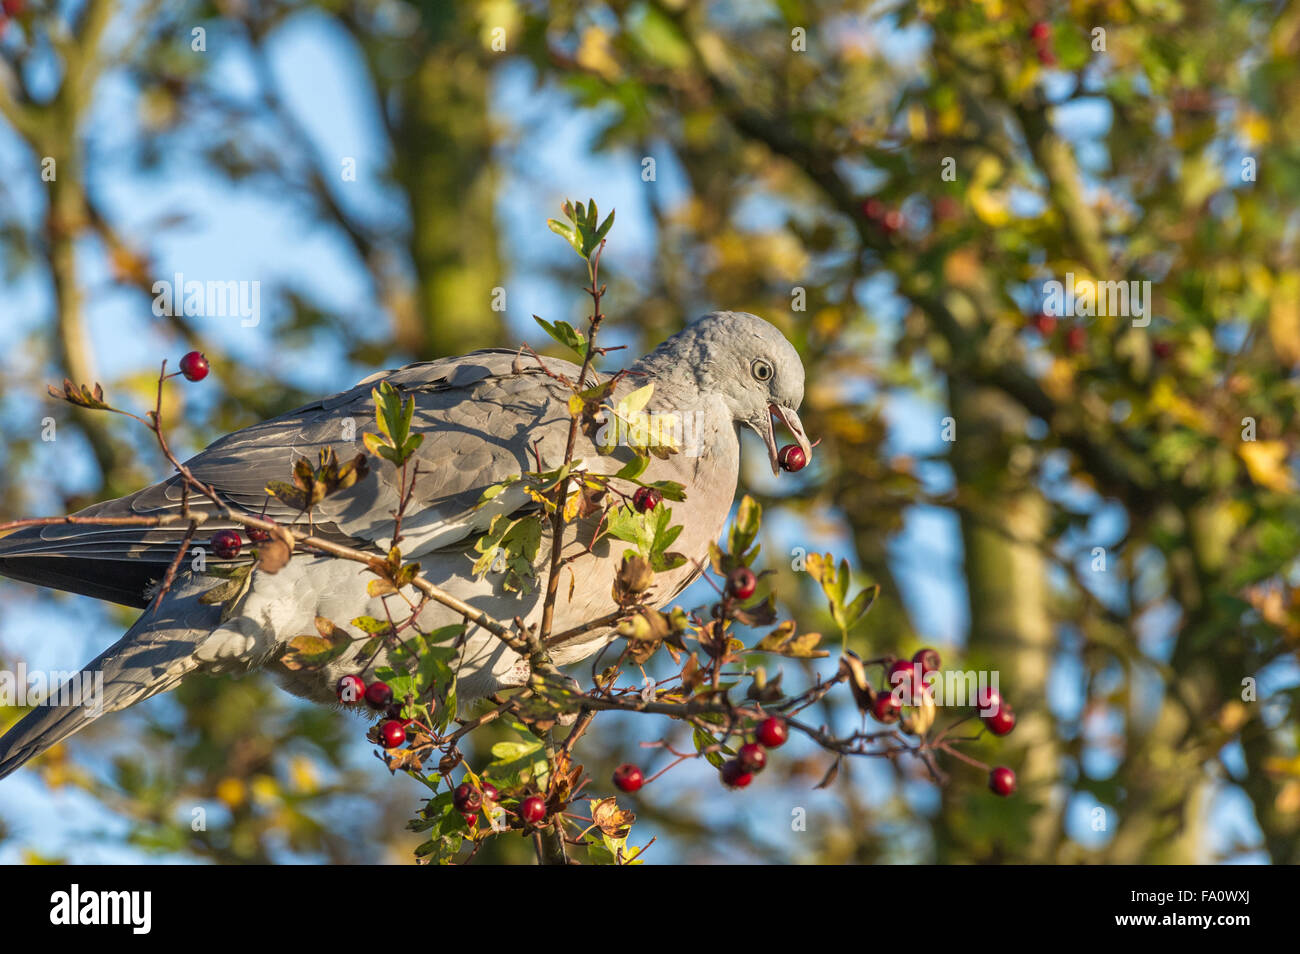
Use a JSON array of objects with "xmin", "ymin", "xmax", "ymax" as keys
[
  {"xmin": 489, "ymin": 740, "xmax": 544, "ymax": 763},
  {"xmin": 613, "ymin": 455, "xmax": 650, "ymax": 481},
  {"xmin": 547, "ymin": 219, "xmax": 583, "ymax": 257},
  {"xmin": 692, "ymin": 727, "xmax": 727, "ymax": 769},
  {"xmin": 533, "ymin": 315, "xmax": 588, "ymax": 358},
  {"xmin": 648, "ymin": 479, "xmax": 686, "ymax": 501},
  {"xmin": 845, "ymin": 584, "xmax": 880, "ymax": 627},
  {"xmin": 365, "ymin": 382, "xmax": 421, "ymax": 467}
]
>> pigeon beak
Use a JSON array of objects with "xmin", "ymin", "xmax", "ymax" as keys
[{"xmin": 758, "ymin": 403, "xmax": 813, "ymax": 475}]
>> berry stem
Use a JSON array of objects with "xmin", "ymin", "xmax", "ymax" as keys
[{"xmin": 938, "ymin": 742, "xmax": 991, "ymax": 772}]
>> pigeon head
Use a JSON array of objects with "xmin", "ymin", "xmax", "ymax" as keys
[{"xmin": 640, "ymin": 311, "xmax": 812, "ymax": 474}]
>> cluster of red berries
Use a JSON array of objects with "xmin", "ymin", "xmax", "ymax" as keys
[
  {"xmin": 611, "ymin": 716, "xmax": 788, "ymax": 795},
  {"xmin": 1029, "ymin": 21, "xmax": 1055, "ymax": 66},
  {"xmin": 1027, "ymin": 315, "xmax": 1087, "ymax": 354},
  {"xmin": 1031, "ymin": 320, "xmax": 1172, "ymax": 360},
  {"xmin": 861, "ymin": 197, "xmax": 905, "ymax": 238},
  {"xmin": 451, "ymin": 780, "xmax": 546, "ymax": 830},
  {"xmin": 977, "ymin": 687, "xmax": 1017, "ymax": 796},
  {"xmin": 630, "ymin": 447, "xmax": 806, "ymax": 520},
  {"xmin": 452, "ymin": 781, "xmax": 508, "ymax": 829},
  {"xmin": 866, "ymin": 649, "xmax": 1019, "ymax": 797},
  {"xmin": 208, "ymin": 524, "xmax": 278, "ymax": 558},
  {"xmin": 615, "ymin": 571, "xmax": 777, "ymax": 796},
  {"xmin": 979, "ymin": 688, "xmax": 1017, "ymax": 737},
  {"xmin": 721, "ymin": 716, "xmax": 787, "ymax": 788},
  {"xmin": 868, "ymin": 648, "xmax": 942, "ymax": 723},
  {"xmin": 335, "ymin": 675, "xmax": 415, "ymax": 749}
]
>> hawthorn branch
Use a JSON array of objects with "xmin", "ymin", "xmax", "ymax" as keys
[{"xmin": 536, "ymin": 240, "xmax": 606, "ymax": 646}]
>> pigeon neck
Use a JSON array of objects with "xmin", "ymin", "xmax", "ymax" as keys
[{"xmin": 630, "ymin": 342, "xmax": 708, "ymax": 401}]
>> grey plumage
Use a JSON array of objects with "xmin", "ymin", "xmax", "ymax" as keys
[{"xmin": 0, "ymin": 311, "xmax": 809, "ymax": 779}]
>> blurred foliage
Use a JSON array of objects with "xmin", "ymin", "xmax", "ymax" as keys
[{"xmin": 3, "ymin": 0, "xmax": 1300, "ymax": 863}]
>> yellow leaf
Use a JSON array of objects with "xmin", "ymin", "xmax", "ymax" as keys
[
  {"xmin": 576, "ymin": 26, "xmax": 622, "ymax": 80},
  {"xmin": 216, "ymin": 777, "xmax": 248, "ymax": 809},
  {"xmin": 1238, "ymin": 111, "xmax": 1272, "ymax": 148},
  {"xmin": 1150, "ymin": 378, "xmax": 1212, "ymax": 430},
  {"xmin": 288, "ymin": 755, "xmax": 319, "ymax": 794},
  {"xmin": 619, "ymin": 383, "xmax": 655, "ymax": 417},
  {"xmin": 562, "ymin": 486, "xmax": 581, "ymax": 522},
  {"xmin": 1269, "ymin": 271, "xmax": 1300, "ymax": 366},
  {"xmin": 1238, "ymin": 440, "xmax": 1294, "ymax": 492},
  {"xmin": 969, "ymin": 156, "xmax": 1010, "ymax": 226}
]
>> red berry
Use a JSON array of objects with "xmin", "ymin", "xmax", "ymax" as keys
[
  {"xmin": 461, "ymin": 812, "xmax": 478, "ymax": 829},
  {"xmin": 872, "ymin": 692, "xmax": 902, "ymax": 724},
  {"xmin": 975, "ymin": 687, "xmax": 1004, "ymax": 716},
  {"xmin": 881, "ymin": 209, "xmax": 904, "ymax": 235},
  {"xmin": 210, "ymin": 529, "xmax": 241, "ymax": 559},
  {"xmin": 862, "ymin": 197, "xmax": 886, "ymax": 220},
  {"xmin": 889, "ymin": 659, "xmax": 916, "ymax": 682},
  {"xmin": 2, "ymin": 0, "xmax": 24, "ymax": 16},
  {"xmin": 1153, "ymin": 339, "xmax": 1172, "ymax": 359},
  {"xmin": 248, "ymin": 526, "xmax": 271, "ymax": 543},
  {"xmin": 1037, "ymin": 47, "xmax": 1057, "ymax": 66},
  {"xmin": 889, "ymin": 659, "xmax": 925, "ymax": 701},
  {"xmin": 520, "ymin": 795, "xmax": 547, "ymax": 825},
  {"xmin": 984, "ymin": 705, "xmax": 1017, "ymax": 736},
  {"xmin": 482, "ymin": 782, "xmax": 500, "ymax": 802},
  {"xmin": 737, "ymin": 742, "xmax": 767, "ymax": 774},
  {"xmin": 912, "ymin": 648, "xmax": 941, "ymax": 674},
  {"xmin": 933, "ymin": 196, "xmax": 960, "ymax": 221},
  {"xmin": 755, "ymin": 716, "xmax": 788, "ymax": 749},
  {"xmin": 777, "ymin": 444, "xmax": 807, "ymax": 472},
  {"xmin": 720, "ymin": 759, "xmax": 753, "ymax": 788},
  {"xmin": 453, "ymin": 782, "xmax": 483, "ymax": 813},
  {"xmin": 632, "ymin": 487, "xmax": 662, "ymax": 513},
  {"xmin": 364, "ymin": 681, "xmax": 393, "ymax": 710},
  {"xmin": 989, "ymin": 766, "xmax": 1017, "ymax": 796},
  {"xmin": 613, "ymin": 763, "xmax": 644, "ymax": 793},
  {"xmin": 727, "ymin": 567, "xmax": 757, "ymax": 600},
  {"xmin": 379, "ymin": 719, "xmax": 406, "ymax": 749},
  {"xmin": 336, "ymin": 674, "xmax": 366, "ymax": 704},
  {"xmin": 1066, "ymin": 325, "xmax": 1086, "ymax": 353},
  {"xmin": 1031, "ymin": 312, "xmax": 1057, "ymax": 336},
  {"xmin": 178, "ymin": 350, "xmax": 209, "ymax": 381},
  {"xmin": 1029, "ymin": 21, "xmax": 1051, "ymax": 42}
]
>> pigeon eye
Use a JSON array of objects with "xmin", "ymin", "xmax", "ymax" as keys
[{"xmin": 751, "ymin": 359, "xmax": 774, "ymax": 382}]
